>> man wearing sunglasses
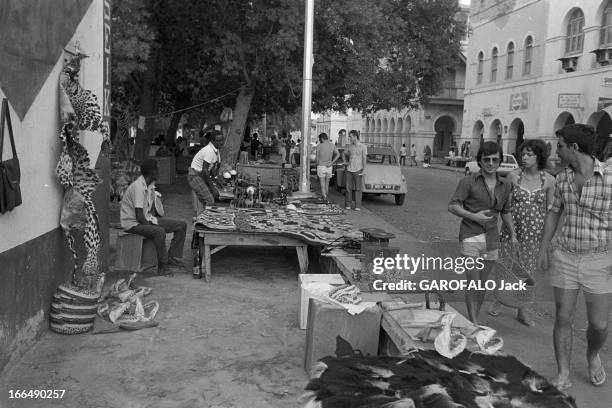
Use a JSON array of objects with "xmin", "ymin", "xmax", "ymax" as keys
[
  {"xmin": 537, "ymin": 124, "xmax": 612, "ymax": 390},
  {"xmin": 449, "ymin": 141, "xmax": 516, "ymax": 324}
]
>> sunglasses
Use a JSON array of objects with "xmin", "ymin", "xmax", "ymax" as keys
[{"xmin": 482, "ymin": 157, "xmax": 500, "ymax": 163}]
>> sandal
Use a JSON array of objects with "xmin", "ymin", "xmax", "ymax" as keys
[{"xmin": 589, "ymin": 356, "xmax": 606, "ymax": 386}]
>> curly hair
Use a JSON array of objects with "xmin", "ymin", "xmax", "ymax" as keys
[
  {"xmin": 518, "ymin": 139, "xmax": 549, "ymax": 169},
  {"xmin": 476, "ymin": 141, "xmax": 503, "ymax": 167},
  {"xmin": 555, "ymin": 124, "xmax": 596, "ymax": 155}
]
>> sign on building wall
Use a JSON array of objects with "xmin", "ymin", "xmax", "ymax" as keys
[
  {"xmin": 509, "ymin": 92, "xmax": 529, "ymax": 111},
  {"xmin": 602, "ymin": 77, "xmax": 612, "ymax": 88},
  {"xmin": 103, "ymin": 0, "xmax": 111, "ymax": 121},
  {"xmin": 558, "ymin": 94, "xmax": 581, "ymax": 109}
]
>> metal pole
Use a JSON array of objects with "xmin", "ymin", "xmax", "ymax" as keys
[{"xmin": 298, "ymin": 0, "xmax": 314, "ymax": 195}]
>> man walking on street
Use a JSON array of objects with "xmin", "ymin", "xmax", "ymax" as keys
[
  {"xmin": 343, "ymin": 130, "xmax": 367, "ymax": 211},
  {"xmin": 400, "ymin": 143, "xmax": 407, "ymax": 166},
  {"xmin": 410, "ymin": 144, "xmax": 418, "ymax": 166},
  {"xmin": 121, "ymin": 159, "xmax": 187, "ymax": 276},
  {"xmin": 448, "ymin": 141, "xmax": 516, "ymax": 324},
  {"xmin": 537, "ymin": 124, "xmax": 612, "ymax": 390},
  {"xmin": 315, "ymin": 132, "xmax": 340, "ymax": 201}
]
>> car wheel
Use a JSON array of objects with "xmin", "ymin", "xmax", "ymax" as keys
[
  {"xmin": 394, "ymin": 194, "xmax": 405, "ymax": 206},
  {"xmin": 465, "ymin": 168, "xmax": 471, "ymax": 176}
]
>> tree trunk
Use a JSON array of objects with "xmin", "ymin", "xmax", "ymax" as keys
[
  {"xmin": 165, "ymin": 92, "xmax": 191, "ymax": 142},
  {"xmin": 220, "ymin": 85, "xmax": 254, "ymax": 171},
  {"xmin": 134, "ymin": 50, "xmax": 161, "ymax": 161}
]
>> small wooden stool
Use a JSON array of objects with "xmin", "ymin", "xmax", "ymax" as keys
[{"xmin": 115, "ymin": 232, "xmax": 158, "ymax": 272}]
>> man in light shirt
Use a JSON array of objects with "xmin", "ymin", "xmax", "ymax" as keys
[
  {"xmin": 188, "ymin": 131, "xmax": 223, "ymax": 209},
  {"xmin": 315, "ymin": 132, "xmax": 340, "ymax": 201},
  {"xmin": 121, "ymin": 159, "xmax": 187, "ymax": 276},
  {"xmin": 342, "ymin": 130, "xmax": 367, "ymax": 211}
]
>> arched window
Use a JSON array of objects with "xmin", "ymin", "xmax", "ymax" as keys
[
  {"xmin": 506, "ymin": 42, "xmax": 514, "ymax": 79},
  {"xmin": 477, "ymin": 51, "xmax": 484, "ymax": 84},
  {"xmin": 566, "ymin": 9, "xmax": 584, "ymax": 54},
  {"xmin": 523, "ymin": 36, "xmax": 533, "ymax": 75},
  {"xmin": 602, "ymin": 1, "xmax": 612, "ymax": 46},
  {"xmin": 490, "ymin": 47, "xmax": 498, "ymax": 82}
]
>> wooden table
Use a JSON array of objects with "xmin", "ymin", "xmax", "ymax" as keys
[{"xmin": 192, "ymin": 229, "xmax": 309, "ymax": 281}]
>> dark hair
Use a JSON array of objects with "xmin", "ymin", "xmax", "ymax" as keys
[
  {"xmin": 252, "ymin": 132, "xmax": 259, "ymax": 139},
  {"xmin": 319, "ymin": 132, "xmax": 328, "ymax": 142},
  {"xmin": 349, "ymin": 130, "xmax": 359, "ymax": 139},
  {"xmin": 476, "ymin": 141, "xmax": 503, "ymax": 167},
  {"xmin": 555, "ymin": 124, "xmax": 596, "ymax": 155},
  {"xmin": 211, "ymin": 130, "xmax": 224, "ymax": 141},
  {"xmin": 140, "ymin": 159, "xmax": 158, "ymax": 177},
  {"xmin": 339, "ymin": 129, "xmax": 346, "ymax": 135},
  {"xmin": 519, "ymin": 139, "xmax": 549, "ymax": 169}
]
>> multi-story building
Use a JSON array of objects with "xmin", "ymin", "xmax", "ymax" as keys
[
  {"xmin": 352, "ymin": 2, "xmax": 470, "ymax": 160},
  {"xmin": 461, "ymin": 0, "xmax": 612, "ymax": 160}
]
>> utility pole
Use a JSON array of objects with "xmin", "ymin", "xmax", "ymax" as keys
[{"xmin": 297, "ymin": 0, "xmax": 314, "ymax": 197}]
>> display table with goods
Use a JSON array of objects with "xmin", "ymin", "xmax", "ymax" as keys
[
  {"xmin": 297, "ymin": 279, "xmax": 576, "ymax": 407},
  {"xmin": 191, "ymin": 204, "xmax": 361, "ymax": 280}
]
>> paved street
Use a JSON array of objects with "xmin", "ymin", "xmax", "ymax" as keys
[{"xmin": 361, "ymin": 165, "xmax": 463, "ymax": 242}]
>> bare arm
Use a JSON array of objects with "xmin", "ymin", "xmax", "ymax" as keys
[
  {"xmin": 501, "ymin": 211, "xmax": 518, "ymax": 241},
  {"xmin": 544, "ymin": 173, "xmax": 555, "ymax": 210},
  {"xmin": 331, "ymin": 147, "xmax": 340, "ymax": 164},
  {"xmin": 135, "ymin": 208, "xmax": 150, "ymax": 225},
  {"xmin": 536, "ymin": 210, "xmax": 562, "ymax": 271}
]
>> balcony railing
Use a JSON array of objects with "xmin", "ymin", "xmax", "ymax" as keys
[{"xmin": 433, "ymin": 80, "xmax": 465, "ymax": 100}]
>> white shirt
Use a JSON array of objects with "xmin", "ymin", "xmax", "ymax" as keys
[
  {"xmin": 190, "ymin": 143, "xmax": 219, "ymax": 172},
  {"xmin": 120, "ymin": 176, "xmax": 157, "ymax": 230}
]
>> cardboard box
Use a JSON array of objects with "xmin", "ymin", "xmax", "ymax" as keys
[
  {"xmin": 298, "ymin": 274, "xmax": 345, "ymax": 329},
  {"xmin": 304, "ymin": 298, "xmax": 381, "ymax": 376}
]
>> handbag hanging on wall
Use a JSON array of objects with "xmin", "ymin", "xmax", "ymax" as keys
[{"xmin": 0, "ymin": 98, "xmax": 22, "ymax": 213}]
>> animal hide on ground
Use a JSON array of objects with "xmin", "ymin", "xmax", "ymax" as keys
[{"xmin": 303, "ymin": 339, "xmax": 577, "ymax": 408}]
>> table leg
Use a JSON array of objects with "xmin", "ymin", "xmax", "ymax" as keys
[
  {"xmin": 204, "ymin": 244, "xmax": 212, "ymax": 281},
  {"xmin": 296, "ymin": 246, "xmax": 309, "ymax": 273}
]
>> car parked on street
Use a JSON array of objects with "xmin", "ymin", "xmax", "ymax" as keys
[
  {"xmin": 336, "ymin": 144, "xmax": 407, "ymax": 205},
  {"xmin": 464, "ymin": 154, "xmax": 519, "ymax": 176}
]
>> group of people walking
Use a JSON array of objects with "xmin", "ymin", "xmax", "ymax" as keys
[{"xmin": 448, "ymin": 123, "xmax": 611, "ymax": 390}]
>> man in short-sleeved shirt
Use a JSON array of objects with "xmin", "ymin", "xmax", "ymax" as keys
[
  {"xmin": 188, "ymin": 131, "xmax": 223, "ymax": 208},
  {"xmin": 315, "ymin": 132, "xmax": 340, "ymax": 201},
  {"xmin": 343, "ymin": 130, "xmax": 367, "ymax": 210},
  {"xmin": 448, "ymin": 141, "xmax": 516, "ymax": 324},
  {"xmin": 537, "ymin": 124, "xmax": 612, "ymax": 389},
  {"xmin": 121, "ymin": 159, "xmax": 187, "ymax": 276}
]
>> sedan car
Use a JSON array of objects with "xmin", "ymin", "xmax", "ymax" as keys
[
  {"xmin": 336, "ymin": 144, "xmax": 407, "ymax": 205},
  {"xmin": 464, "ymin": 154, "xmax": 519, "ymax": 176}
]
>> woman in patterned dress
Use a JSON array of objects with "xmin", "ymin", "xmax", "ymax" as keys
[{"xmin": 489, "ymin": 139, "xmax": 555, "ymax": 326}]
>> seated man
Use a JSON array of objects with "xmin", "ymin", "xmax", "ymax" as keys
[
  {"xmin": 120, "ymin": 159, "xmax": 187, "ymax": 276},
  {"xmin": 188, "ymin": 130, "xmax": 224, "ymax": 209}
]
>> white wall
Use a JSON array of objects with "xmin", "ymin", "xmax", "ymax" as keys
[{"xmin": 0, "ymin": 0, "xmax": 103, "ymax": 253}]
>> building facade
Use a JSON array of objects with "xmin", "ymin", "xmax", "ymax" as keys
[{"xmin": 461, "ymin": 0, "xmax": 612, "ymax": 160}]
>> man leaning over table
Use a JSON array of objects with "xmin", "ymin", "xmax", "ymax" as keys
[
  {"xmin": 121, "ymin": 159, "xmax": 187, "ymax": 276},
  {"xmin": 537, "ymin": 124, "xmax": 612, "ymax": 391},
  {"xmin": 188, "ymin": 130, "xmax": 224, "ymax": 209}
]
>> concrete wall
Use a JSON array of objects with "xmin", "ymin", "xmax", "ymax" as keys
[{"xmin": 0, "ymin": 0, "xmax": 105, "ymax": 373}]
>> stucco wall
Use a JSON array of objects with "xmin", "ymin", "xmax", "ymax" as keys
[{"xmin": 0, "ymin": 0, "xmax": 105, "ymax": 374}]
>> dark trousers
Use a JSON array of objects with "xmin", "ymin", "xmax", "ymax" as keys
[
  {"xmin": 128, "ymin": 218, "xmax": 187, "ymax": 264},
  {"xmin": 400, "ymin": 156, "xmax": 406, "ymax": 166}
]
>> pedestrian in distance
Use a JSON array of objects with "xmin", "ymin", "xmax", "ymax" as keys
[
  {"xmin": 410, "ymin": 144, "xmax": 418, "ymax": 166},
  {"xmin": 423, "ymin": 145, "xmax": 432, "ymax": 167},
  {"xmin": 536, "ymin": 124, "xmax": 612, "ymax": 390},
  {"xmin": 188, "ymin": 130, "xmax": 224, "ymax": 211},
  {"xmin": 489, "ymin": 139, "xmax": 555, "ymax": 326},
  {"xmin": 342, "ymin": 130, "xmax": 367, "ymax": 211},
  {"xmin": 399, "ymin": 143, "xmax": 407, "ymax": 166},
  {"xmin": 448, "ymin": 141, "xmax": 517, "ymax": 324},
  {"xmin": 120, "ymin": 159, "xmax": 187, "ymax": 276},
  {"xmin": 315, "ymin": 132, "xmax": 340, "ymax": 201}
]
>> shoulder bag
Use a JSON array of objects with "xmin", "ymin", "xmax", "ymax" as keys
[{"xmin": 0, "ymin": 98, "xmax": 22, "ymax": 213}]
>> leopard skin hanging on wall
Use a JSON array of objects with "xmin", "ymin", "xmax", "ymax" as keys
[{"xmin": 55, "ymin": 53, "xmax": 109, "ymax": 290}]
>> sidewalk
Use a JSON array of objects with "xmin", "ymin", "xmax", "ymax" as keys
[{"xmin": 0, "ymin": 183, "xmax": 609, "ymax": 408}]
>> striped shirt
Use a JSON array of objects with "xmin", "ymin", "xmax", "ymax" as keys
[{"xmin": 550, "ymin": 159, "xmax": 612, "ymax": 253}]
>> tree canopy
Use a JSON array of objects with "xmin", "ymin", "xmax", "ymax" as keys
[{"xmin": 111, "ymin": 0, "xmax": 464, "ymax": 162}]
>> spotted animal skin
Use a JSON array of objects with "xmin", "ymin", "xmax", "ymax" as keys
[{"xmin": 55, "ymin": 54, "xmax": 109, "ymax": 290}]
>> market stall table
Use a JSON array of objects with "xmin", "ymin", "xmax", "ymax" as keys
[{"xmin": 192, "ymin": 229, "xmax": 308, "ymax": 281}]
